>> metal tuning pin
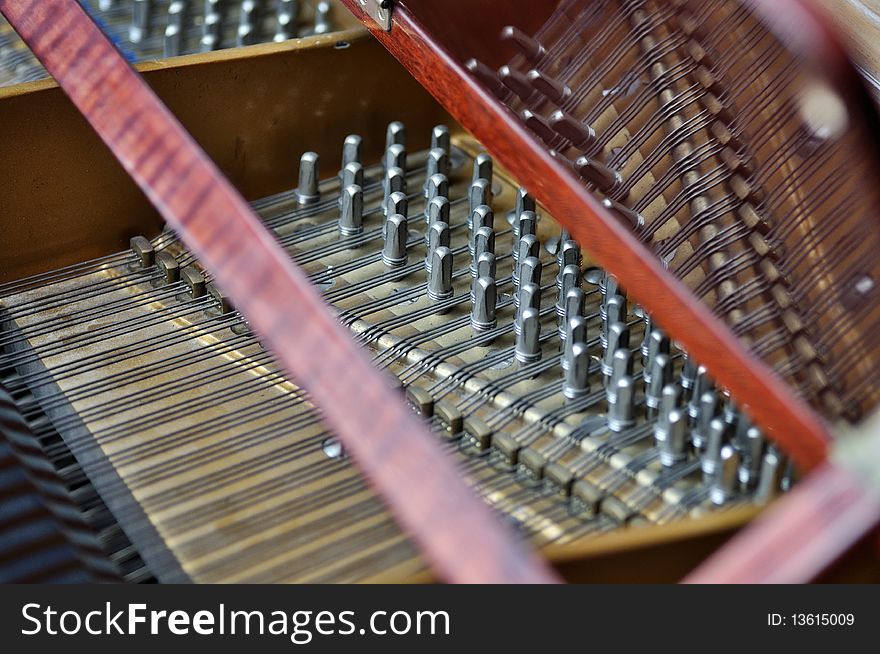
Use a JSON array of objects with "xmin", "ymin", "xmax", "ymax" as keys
[
  {"xmin": 556, "ymin": 239, "xmax": 580, "ymax": 281},
  {"xmin": 645, "ymin": 353, "xmax": 672, "ymax": 415},
  {"xmin": 338, "ymin": 185, "xmax": 363, "ymax": 236},
  {"xmin": 510, "ymin": 188, "xmax": 535, "ymax": 231},
  {"xmin": 755, "ymin": 446, "xmax": 785, "ymax": 504},
  {"xmin": 498, "ymin": 65, "xmax": 534, "ymax": 101},
  {"xmin": 515, "ymin": 282, "xmax": 541, "ymax": 336},
  {"xmin": 517, "ymin": 256, "xmax": 542, "ymax": 298},
  {"xmin": 341, "ymin": 134, "xmax": 362, "ymax": 171},
  {"xmin": 431, "ymin": 125, "xmax": 451, "ymax": 153},
  {"xmin": 680, "ymin": 356, "xmax": 698, "ymax": 393},
  {"xmin": 471, "ymin": 276, "xmax": 497, "ymax": 332},
  {"xmin": 470, "ymin": 205, "xmax": 494, "ymax": 255},
  {"xmin": 701, "ymin": 417, "xmax": 728, "ymax": 482},
  {"xmin": 710, "ymin": 445, "xmax": 741, "ymax": 506},
  {"xmin": 513, "ymin": 234, "xmax": 539, "ymax": 287},
  {"xmin": 465, "ymin": 59, "xmax": 508, "ymax": 99},
  {"xmin": 341, "ymin": 162, "xmax": 364, "ymax": 193},
  {"xmin": 661, "ymin": 409, "xmax": 689, "ymax": 468},
  {"xmin": 602, "ymin": 322, "xmax": 629, "ymax": 378},
  {"xmin": 385, "ymin": 191, "xmax": 408, "ymax": 221},
  {"xmin": 427, "ymin": 246, "xmax": 454, "ymax": 306},
  {"xmin": 385, "ymin": 144, "xmax": 407, "ymax": 175},
  {"xmin": 274, "ymin": 0, "xmax": 299, "ymax": 42},
  {"xmin": 691, "ymin": 391, "xmax": 718, "ymax": 451},
  {"xmin": 201, "ymin": 0, "xmax": 224, "ymax": 52},
  {"xmin": 607, "ymin": 376, "xmax": 635, "ymax": 432},
  {"xmin": 425, "ymin": 222, "xmax": 450, "ymax": 273},
  {"xmin": 500, "ymin": 25, "xmax": 546, "ymax": 63},
  {"xmin": 426, "ymin": 196, "xmax": 451, "ymax": 232},
  {"xmin": 425, "ymin": 149, "xmax": 449, "ymax": 192},
  {"xmin": 739, "ymin": 427, "xmax": 765, "ymax": 490},
  {"xmin": 549, "ymin": 110, "xmax": 597, "ymax": 149},
  {"xmin": 559, "ymin": 287, "xmax": 585, "ymax": 340},
  {"xmin": 468, "ymin": 179, "xmax": 491, "ymax": 221},
  {"xmin": 472, "ymin": 153, "xmax": 493, "ymax": 185},
  {"xmin": 574, "ymin": 155, "xmax": 623, "ymax": 194},
  {"xmin": 471, "ymin": 226, "xmax": 495, "ymax": 278},
  {"xmin": 654, "ymin": 383, "xmax": 681, "ymax": 446},
  {"xmin": 475, "ymin": 253, "xmax": 496, "ymax": 284},
  {"xmin": 131, "ymin": 0, "xmax": 152, "ymax": 44},
  {"xmin": 606, "ymin": 348, "xmax": 633, "ymax": 402},
  {"xmin": 601, "ymin": 294, "xmax": 625, "ymax": 349},
  {"xmin": 517, "ymin": 210, "xmax": 537, "ymax": 242},
  {"xmin": 384, "ymin": 169, "xmax": 406, "ymax": 214},
  {"xmin": 563, "ymin": 342, "xmax": 590, "ymax": 400},
  {"xmin": 642, "ymin": 327, "xmax": 670, "ymax": 383},
  {"xmin": 527, "ymin": 69, "xmax": 571, "ymax": 103},
  {"xmin": 562, "ymin": 315, "xmax": 587, "ymax": 371},
  {"xmin": 164, "ymin": 2, "xmax": 185, "ymax": 58},
  {"xmin": 385, "ymin": 121, "xmax": 406, "ymax": 151},
  {"xmin": 237, "ymin": 0, "xmax": 260, "ymax": 46},
  {"xmin": 295, "ymin": 152, "xmax": 320, "ymax": 205},
  {"xmin": 382, "ymin": 214, "xmax": 408, "ymax": 269},
  {"xmin": 313, "ymin": 1, "xmax": 331, "ymax": 35},
  {"xmin": 555, "ymin": 264, "xmax": 581, "ymax": 319},
  {"xmin": 687, "ymin": 366, "xmax": 711, "ymax": 419},
  {"xmin": 515, "ymin": 307, "xmax": 542, "ymax": 364},
  {"xmin": 424, "ymin": 174, "xmax": 449, "ymax": 222}
]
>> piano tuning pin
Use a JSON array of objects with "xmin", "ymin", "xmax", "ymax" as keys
[
  {"xmin": 384, "ymin": 144, "xmax": 407, "ymax": 174},
  {"xmin": 338, "ymin": 185, "xmax": 363, "ymax": 236},
  {"xmin": 691, "ymin": 391, "xmax": 719, "ymax": 451},
  {"xmin": 710, "ymin": 445, "xmax": 741, "ymax": 506},
  {"xmin": 680, "ymin": 356, "xmax": 698, "ymax": 392},
  {"xmin": 500, "ymin": 25, "xmax": 546, "ymax": 63},
  {"xmin": 701, "ymin": 417, "xmax": 728, "ymax": 482},
  {"xmin": 341, "ymin": 162, "xmax": 364, "ymax": 192},
  {"xmin": 755, "ymin": 446, "xmax": 786, "ymax": 504},
  {"xmin": 237, "ymin": 1, "xmax": 260, "ymax": 46},
  {"xmin": 688, "ymin": 366, "xmax": 711, "ymax": 418},
  {"xmin": 660, "ymin": 409, "xmax": 689, "ymax": 468},
  {"xmin": 425, "ymin": 221, "xmax": 450, "ymax": 273},
  {"xmin": 465, "ymin": 59, "xmax": 508, "ymax": 99},
  {"xmin": 607, "ymin": 376, "xmax": 635, "ymax": 433},
  {"xmin": 475, "ymin": 252, "xmax": 496, "ymax": 284},
  {"xmin": 527, "ymin": 69, "xmax": 571, "ymax": 103},
  {"xmin": 522, "ymin": 110, "xmax": 557, "ymax": 145},
  {"xmin": 739, "ymin": 427, "xmax": 765, "ymax": 490},
  {"xmin": 515, "ymin": 282, "xmax": 541, "ymax": 336},
  {"xmin": 645, "ymin": 353, "xmax": 672, "ymax": 414},
  {"xmin": 511, "ymin": 189, "xmax": 536, "ymax": 233},
  {"xmin": 472, "ymin": 153, "xmax": 493, "ymax": 185},
  {"xmin": 602, "ymin": 272, "xmax": 619, "ymax": 302},
  {"xmin": 427, "ymin": 246, "xmax": 454, "ymax": 306},
  {"xmin": 606, "ymin": 347, "xmax": 633, "ymax": 404},
  {"xmin": 642, "ymin": 327, "xmax": 670, "ymax": 380},
  {"xmin": 431, "ymin": 125, "xmax": 451, "ymax": 154},
  {"xmin": 556, "ymin": 239, "xmax": 580, "ymax": 279},
  {"xmin": 601, "ymin": 295, "xmax": 625, "ymax": 349},
  {"xmin": 470, "ymin": 205, "xmax": 494, "ymax": 254},
  {"xmin": 518, "ymin": 256, "xmax": 542, "ymax": 292},
  {"xmin": 555, "ymin": 264, "xmax": 581, "ymax": 318},
  {"xmin": 563, "ymin": 342, "xmax": 591, "ymax": 400},
  {"xmin": 515, "ymin": 307, "xmax": 542, "ymax": 364},
  {"xmin": 425, "ymin": 174, "xmax": 449, "ymax": 222},
  {"xmin": 313, "ymin": 1, "xmax": 331, "ymax": 35},
  {"xmin": 561, "ymin": 315, "xmax": 587, "ymax": 371},
  {"xmin": 558, "ymin": 287, "xmax": 585, "ymax": 340},
  {"xmin": 164, "ymin": 2, "xmax": 185, "ymax": 58},
  {"xmin": 384, "ymin": 167, "xmax": 406, "ymax": 207},
  {"xmin": 426, "ymin": 196, "xmax": 450, "ymax": 230},
  {"xmin": 468, "ymin": 179, "xmax": 491, "ymax": 220},
  {"xmin": 471, "ymin": 276, "xmax": 497, "ymax": 332},
  {"xmin": 385, "ymin": 191, "xmax": 408, "ymax": 220},
  {"xmin": 654, "ymin": 383, "xmax": 681, "ymax": 446},
  {"xmin": 295, "ymin": 152, "xmax": 320, "ymax": 205},
  {"xmin": 385, "ymin": 121, "xmax": 406, "ymax": 150},
  {"xmin": 517, "ymin": 210, "xmax": 537, "ymax": 240},
  {"xmin": 498, "ymin": 65, "xmax": 534, "ymax": 101},
  {"xmin": 602, "ymin": 197, "xmax": 644, "ymax": 230},
  {"xmin": 549, "ymin": 110, "xmax": 596, "ymax": 148},
  {"xmin": 471, "ymin": 226, "xmax": 496, "ymax": 278},
  {"xmin": 425, "ymin": 148, "xmax": 449, "ymax": 191},
  {"xmin": 274, "ymin": 0, "xmax": 298, "ymax": 42},
  {"xmin": 131, "ymin": 0, "xmax": 151, "ymax": 44},
  {"xmin": 513, "ymin": 234, "xmax": 539, "ymax": 286},
  {"xmin": 201, "ymin": 0, "xmax": 224, "ymax": 51},
  {"xmin": 342, "ymin": 134, "xmax": 362, "ymax": 170},
  {"xmin": 382, "ymin": 213, "xmax": 408, "ymax": 269},
  {"xmin": 575, "ymin": 156, "xmax": 623, "ymax": 194},
  {"xmin": 602, "ymin": 322, "xmax": 629, "ymax": 378}
]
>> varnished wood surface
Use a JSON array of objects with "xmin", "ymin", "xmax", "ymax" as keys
[
  {"xmin": 343, "ymin": 0, "xmax": 832, "ymax": 470},
  {"xmin": 0, "ymin": 0, "xmax": 558, "ymax": 584}
]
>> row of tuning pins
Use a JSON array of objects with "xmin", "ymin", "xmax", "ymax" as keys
[
  {"xmin": 597, "ymin": 275, "xmax": 790, "ymax": 505},
  {"xmin": 120, "ymin": 0, "xmax": 331, "ymax": 54},
  {"xmin": 465, "ymin": 26, "xmax": 634, "ymax": 204}
]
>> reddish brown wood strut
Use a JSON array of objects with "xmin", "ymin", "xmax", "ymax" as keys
[{"xmin": 0, "ymin": 0, "xmax": 558, "ymax": 584}]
